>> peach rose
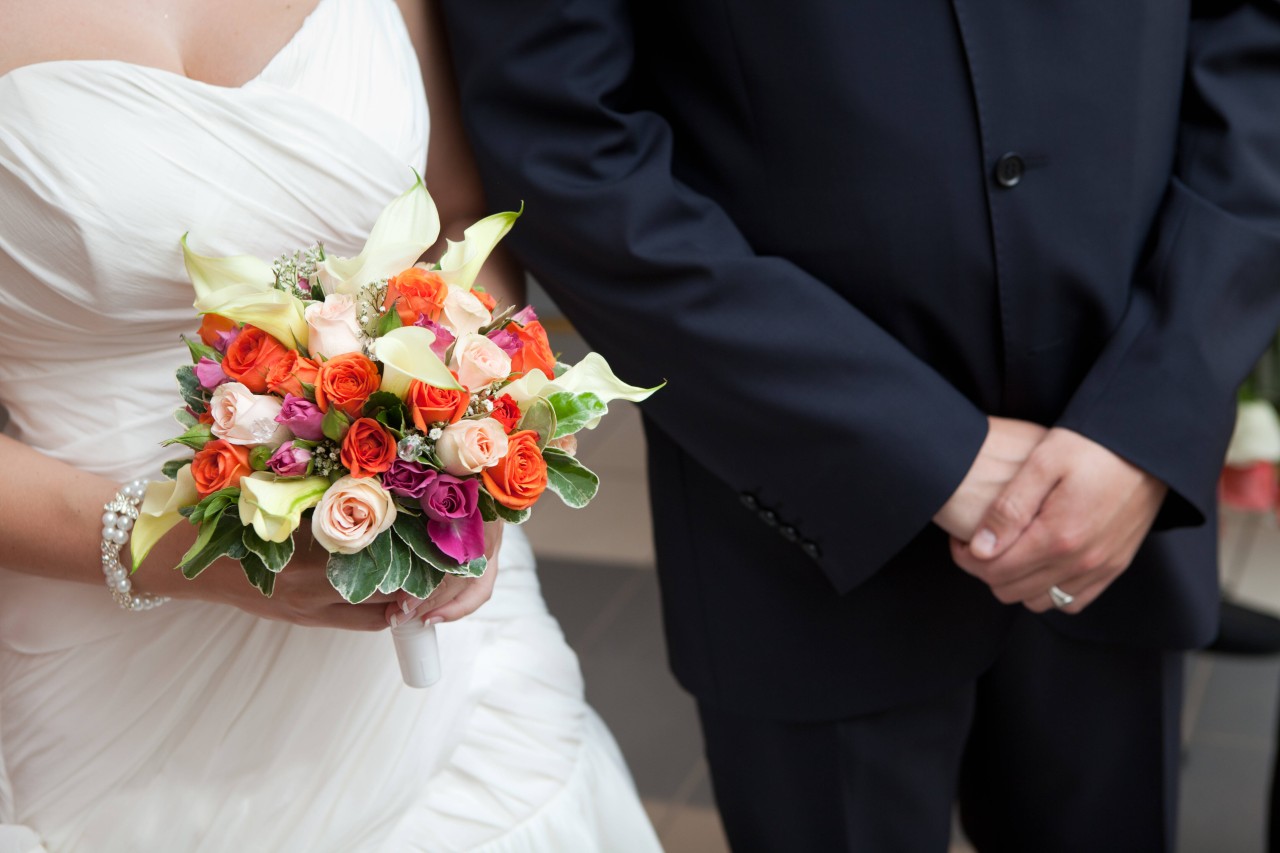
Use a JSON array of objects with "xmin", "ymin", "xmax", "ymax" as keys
[
  {"xmin": 315, "ymin": 352, "xmax": 381, "ymax": 419},
  {"xmin": 191, "ymin": 439, "xmax": 253, "ymax": 497},
  {"xmin": 340, "ymin": 418, "xmax": 397, "ymax": 478},
  {"xmin": 209, "ymin": 382, "xmax": 289, "ymax": 447},
  {"xmin": 384, "ymin": 268, "xmax": 448, "ymax": 326},
  {"xmin": 439, "ymin": 286, "xmax": 492, "ymax": 338},
  {"xmin": 221, "ymin": 325, "xmax": 290, "ymax": 393},
  {"xmin": 508, "ymin": 320, "xmax": 557, "ymax": 381},
  {"xmin": 407, "ymin": 379, "xmax": 470, "ymax": 430},
  {"xmin": 449, "ymin": 333, "xmax": 512, "ymax": 392},
  {"xmin": 311, "ymin": 475, "xmax": 398, "ymax": 554},
  {"xmin": 305, "ymin": 293, "xmax": 364, "ymax": 360},
  {"xmin": 482, "ymin": 430, "xmax": 548, "ymax": 511},
  {"xmin": 434, "ymin": 417, "xmax": 509, "ymax": 476},
  {"xmin": 264, "ymin": 350, "xmax": 320, "ymax": 399}
]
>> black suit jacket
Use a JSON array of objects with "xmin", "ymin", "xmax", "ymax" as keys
[{"xmin": 439, "ymin": 0, "xmax": 1280, "ymax": 719}]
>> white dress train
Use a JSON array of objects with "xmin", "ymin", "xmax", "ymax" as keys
[{"xmin": 0, "ymin": 1, "xmax": 662, "ymax": 850}]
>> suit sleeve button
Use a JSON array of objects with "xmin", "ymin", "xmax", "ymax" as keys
[
  {"xmin": 759, "ymin": 510, "xmax": 778, "ymax": 527},
  {"xmin": 779, "ymin": 525, "xmax": 799, "ymax": 543},
  {"xmin": 801, "ymin": 540, "xmax": 822, "ymax": 560},
  {"xmin": 740, "ymin": 493, "xmax": 760, "ymax": 511},
  {"xmin": 994, "ymin": 152, "xmax": 1025, "ymax": 188}
]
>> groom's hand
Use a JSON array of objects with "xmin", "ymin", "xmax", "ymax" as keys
[
  {"xmin": 950, "ymin": 427, "xmax": 1167, "ymax": 613},
  {"xmin": 933, "ymin": 417, "xmax": 1048, "ymax": 542}
]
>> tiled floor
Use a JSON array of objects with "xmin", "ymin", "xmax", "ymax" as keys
[{"xmin": 530, "ymin": 316, "xmax": 1280, "ymax": 852}]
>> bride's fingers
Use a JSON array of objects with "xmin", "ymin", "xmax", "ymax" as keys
[{"xmin": 420, "ymin": 565, "xmax": 499, "ymax": 623}]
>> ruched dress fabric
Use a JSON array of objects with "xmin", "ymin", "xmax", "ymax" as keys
[{"xmin": 0, "ymin": 1, "xmax": 661, "ymax": 850}]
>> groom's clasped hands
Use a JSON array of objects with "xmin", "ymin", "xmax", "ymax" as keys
[{"xmin": 936, "ymin": 419, "xmax": 1168, "ymax": 614}]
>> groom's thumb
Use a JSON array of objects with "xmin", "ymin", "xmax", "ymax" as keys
[{"xmin": 969, "ymin": 456, "xmax": 1057, "ymax": 560}]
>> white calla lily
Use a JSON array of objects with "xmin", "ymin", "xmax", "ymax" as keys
[
  {"xmin": 435, "ymin": 207, "xmax": 522, "ymax": 291},
  {"xmin": 131, "ymin": 465, "xmax": 199, "ymax": 570},
  {"xmin": 1226, "ymin": 400, "xmax": 1280, "ymax": 466},
  {"xmin": 183, "ymin": 236, "xmax": 310, "ymax": 348},
  {"xmin": 372, "ymin": 325, "xmax": 461, "ymax": 396},
  {"xmin": 237, "ymin": 473, "xmax": 331, "ymax": 544},
  {"xmin": 317, "ymin": 176, "xmax": 441, "ymax": 296},
  {"xmin": 504, "ymin": 352, "xmax": 662, "ymax": 429}
]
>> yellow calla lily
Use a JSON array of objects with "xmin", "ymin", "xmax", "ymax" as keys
[
  {"xmin": 435, "ymin": 206, "xmax": 522, "ymax": 291},
  {"xmin": 318, "ymin": 175, "xmax": 441, "ymax": 296},
  {"xmin": 182, "ymin": 235, "xmax": 310, "ymax": 349},
  {"xmin": 237, "ymin": 473, "xmax": 331, "ymax": 544},
  {"xmin": 132, "ymin": 465, "xmax": 199, "ymax": 571},
  {"xmin": 504, "ymin": 352, "xmax": 662, "ymax": 429},
  {"xmin": 372, "ymin": 325, "xmax": 462, "ymax": 396}
]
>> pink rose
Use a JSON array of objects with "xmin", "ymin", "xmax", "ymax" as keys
[
  {"xmin": 439, "ymin": 286, "xmax": 492, "ymax": 338},
  {"xmin": 304, "ymin": 294, "xmax": 364, "ymax": 360},
  {"xmin": 449, "ymin": 333, "xmax": 512, "ymax": 392},
  {"xmin": 209, "ymin": 382, "xmax": 289, "ymax": 447},
  {"xmin": 311, "ymin": 475, "xmax": 398, "ymax": 554},
  {"xmin": 434, "ymin": 417, "xmax": 509, "ymax": 476}
]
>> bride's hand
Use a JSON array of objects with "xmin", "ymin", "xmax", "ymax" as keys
[
  {"xmin": 386, "ymin": 521, "xmax": 504, "ymax": 628},
  {"xmin": 147, "ymin": 529, "xmax": 399, "ymax": 632}
]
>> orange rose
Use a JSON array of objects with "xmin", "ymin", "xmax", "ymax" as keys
[
  {"xmin": 340, "ymin": 418, "xmax": 397, "ymax": 478},
  {"xmin": 265, "ymin": 350, "xmax": 321, "ymax": 399},
  {"xmin": 507, "ymin": 320, "xmax": 557, "ymax": 380},
  {"xmin": 191, "ymin": 439, "xmax": 253, "ymax": 497},
  {"xmin": 407, "ymin": 379, "xmax": 470, "ymax": 430},
  {"xmin": 481, "ymin": 430, "xmax": 548, "ymax": 511},
  {"xmin": 489, "ymin": 394, "xmax": 522, "ymax": 433},
  {"xmin": 384, "ymin": 268, "xmax": 449, "ymax": 326},
  {"xmin": 198, "ymin": 313, "xmax": 237, "ymax": 348},
  {"xmin": 473, "ymin": 288, "xmax": 498, "ymax": 311},
  {"xmin": 315, "ymin": 352, "xmax": 381, "ymax": 418},
  {"xmin": 222, "ymin": 326, "xmax": 289, "ymax": 393}
]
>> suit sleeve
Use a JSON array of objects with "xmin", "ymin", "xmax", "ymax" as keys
[
  {"xmin": 1057, "ymin": 0, "xmax": 1280, "ymax": 528},
  {"xmin": 436, "ymin": 0, "xmax": 989, "ymax": 593}
]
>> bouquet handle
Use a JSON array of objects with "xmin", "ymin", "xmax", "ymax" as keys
[{"xmin": 391, "ymin": 619, "xmax": 442, "ymax": 688}]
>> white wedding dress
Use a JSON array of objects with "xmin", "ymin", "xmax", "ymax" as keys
[{"xmin": 0, "ymin": 1, "xmax": 662, "ymax": 850}]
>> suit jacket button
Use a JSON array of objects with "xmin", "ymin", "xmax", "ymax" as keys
[
  {"xmin": 779, "ymin": 525, "xmax": 799, "ymax": 543},
  {"xmin": 759, "ymin": 509, "xmax": 779, "ymax": 527},
  {"xmin": 802, "ymin": 540, "xmax": 822, "ymax": 560},
  {"xmin": 740, "ymin": 493, "xmax": 760, "ymax": 512},
  {"xmin": 994, "ymin": 152, "xmax": 1025, "ymax": 188}
]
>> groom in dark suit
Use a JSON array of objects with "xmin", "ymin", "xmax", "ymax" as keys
[{"xmin": 437, "ymin": 1, "xmax": 1280, "ymax": 849}]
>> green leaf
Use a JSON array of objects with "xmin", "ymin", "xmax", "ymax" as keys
[
  {"xmin": 309, "ymin": 282, "xmax": 326, "ymax": 302},
  {"xmin": 493, "ymin": 501, "xmax": 531, "ymax": 525},
  {"xmin": 543, "ymin": 448, "xmax": 599, "ymax": 509},
  {"xmin": 401, "ymin": 559, "xmax": 445, "ymax": 599},
  {"xmin": 240, "ymin": 551, "xmax": 276, "ymax": 596},
  {"xmin": 298, "ymin": 380, "xmax": 317, "ymax": 402},
  {"xmin": 162, "ymin": 422, "xmax": 214, "ymax": 451},
  {"xmin": 249, "ymin": 445, "xmax": 274, "ymax": 471},
  {"xmin": 326, "ymin": 546, "xmax": 391, "ymax": 603},
  {"xmin": 377, "ymin": 305, "xmax": 404, "ymax": 336},
  {"xmin": 179, "ymin": 510, "xmax": 245, "ymax": 579},
  {"xmin": 477, "ymin": 305, "xmax": 517, "ymax": 337},
  {"xmin": 174, "ymin": 407, "xmax": 199, "ymax": 429},
  {"xmin": 378, "ymin": 535, "xmax": 414, "ymax": 593},
  {"xmin": 363, "ymin": 391, "xmax": 408, "ymax": 433},
  {"xmin": 183, "ymin": 335, "xmax": 221, "ymax": 365},
  {"xmin": 322, "ymin": 406, "xmax": 351, "ymax": 443},
  {"xmin": 177, "ymin": 364, "xmax": 207, "ymax": 414},
  {"xmin": 162, "ymin": 459, "xmax": 191, "ymax": 480},
  {"xmin": 546, "ymin": 391, "xmax": 607, "ymax": 439},
  {"xmin": 516, "ymin": 396, "xmax": 556, "ymax": 448},
  {"xmin": 477, "ymin": 490, "xmax": 500, "ymax": 522},
  {"xmin": 187, "ymin": 487, "xmax": 240, "ymax": 526},
  {"xmin": 242, "ymin": 527, "xmax": 295, "ymax": 573},
  {"xmin": 226, "ymin": 538, "xmax": 250, "ymax": 561}
]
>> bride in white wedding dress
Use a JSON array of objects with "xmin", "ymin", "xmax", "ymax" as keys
[{"xmin": 0, "ymin": 1, "xmax": 662, "ymax": 850}]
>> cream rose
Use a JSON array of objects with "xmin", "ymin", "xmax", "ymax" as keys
[
  {"xmin": 449, "ymin": 333, "xmax": 512, "ymax": 392},
  {"xmin": 311, "ymin": 475, "xmax": 398, "ymax": 554},
  {"xmin": 209, "ymin": 382, "xmax": 289, "ymax": 447},
  {"xmin": 435, "ymin": 417, "xmax": 509, "ymax": 476},
  {"xmin": 305, "ymin": 293, "xmax": 365, "ymax": 360},
  {"xmin": 439, "ymin": 286, "xmax": 492, "ymax": 338}
]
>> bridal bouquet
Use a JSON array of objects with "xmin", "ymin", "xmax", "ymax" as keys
[{"xmin": 132, "ymin": 178, "xmax": 658, "ymax": 685}]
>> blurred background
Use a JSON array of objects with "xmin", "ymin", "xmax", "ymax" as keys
[{"xmin": 528, "ymin": 283, "xmax": 1280, "ymax": 853}]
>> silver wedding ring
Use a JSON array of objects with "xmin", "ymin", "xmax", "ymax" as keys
[{"xmin": 1048, "ymin": 585, "xmax": 1075, "ymax": 609}]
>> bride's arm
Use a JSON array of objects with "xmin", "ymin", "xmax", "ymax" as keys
[
  {"xmin": 0, "ymin": 433, "xmax": 400, "ymax": 630},
  {"xmin": 398, "ymin": 0, "xmax": 525, "ymax": 309}
]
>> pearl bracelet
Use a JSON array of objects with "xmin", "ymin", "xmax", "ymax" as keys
[{"xmin": 101, "ymin": 479, "xmax": 169, "ymax": 611}]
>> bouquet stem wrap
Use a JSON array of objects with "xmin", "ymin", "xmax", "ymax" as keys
[{"xmin": 391, "ymin": 619, "xmax": 441, "ymax": 688}]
